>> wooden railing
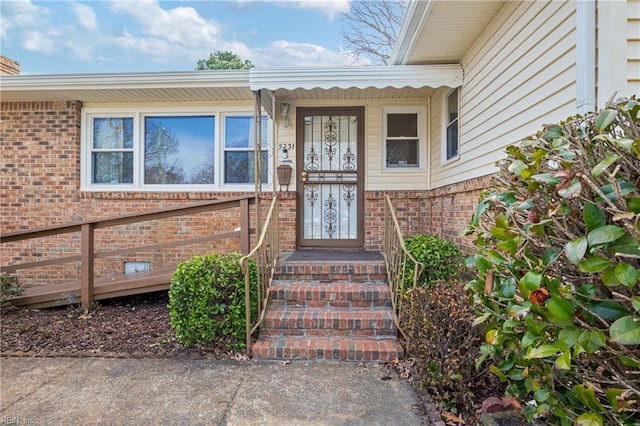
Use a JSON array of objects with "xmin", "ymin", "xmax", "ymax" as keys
[
  {"xmin": 383, "ymin": 194, "xmax": 424, "ymax": 340},
  {"xmin": 240, "ymin": 195, "xmax": 279, "ymax": 355},
  {"xmin": 1, "ymin": 196, "xmax": 255, "ymax": 307}
]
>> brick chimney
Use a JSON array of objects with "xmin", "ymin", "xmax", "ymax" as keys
[{"xmin": 1, "ymin": 56, "xmax": 20, "ymax": 75}]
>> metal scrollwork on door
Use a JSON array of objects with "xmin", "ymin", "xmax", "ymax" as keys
[
  {"xmin": 305, "ymin": 184, "xmax": 319, "ymax": 207},
  {"xmin": 342, "ymin": 147, "xmax": 355, "ymax": 171},
  {"xmin": 323, "ymin": 117, "xmax": 337, "ymax": 163},
  {"xmin": 342, "ymin": 184, "xmax": 355, "ymax": 207},
  {"xmin": 305, "ymin": 146, "xmax": 319, "ymax": 171},
  {"xmin": 323, "ymin": 191, "xmax": 337, "ymax": 238}
]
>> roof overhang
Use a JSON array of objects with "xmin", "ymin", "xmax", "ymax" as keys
[
  {"xmin": 0, "ymin": 70, "xmax": 253, "ymax": 103},
  {"xmin": 0, "ymin": 65, "xmax": 462, "ymax": 104},
  {"xmin": 391, "ymin": 0, "xmax": 505, "ymax": 65},
  {"xmin": 250, "ymin": 64, "xmax": 462, "ymax": 101},
  {"xmin": 250, "ymin": 65, "xmax": 461, "ymax": 91}
]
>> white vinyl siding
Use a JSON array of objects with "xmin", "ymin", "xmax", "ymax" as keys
[
  {"xmin": 629, "ymin": 0, "xmax": 640, "ymax": 93},
  {"xmin": 277, "ymin": 99, "xmax": 430, "ymax": 191},
  {"xmin": 429, "ymin": 0, "xmax": 577, "ymax": 189}
]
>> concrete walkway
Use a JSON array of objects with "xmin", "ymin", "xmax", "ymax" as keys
[{"xmin": 0, "ymin": 357, "xmax": 427, "ymax": 425}]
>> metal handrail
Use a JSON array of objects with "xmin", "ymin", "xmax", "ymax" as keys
[
  {"xmin": 383, "ymin": 194, "xmax": 424, "ymax": 340},
  {"xmin": 240, "ymin": 195, "xmax": 279, "ymax": 355}
]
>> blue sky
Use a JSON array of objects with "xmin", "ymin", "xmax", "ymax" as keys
[{"xmin": 0, "ymin": 0, "xmax": 363, "ymax": 75}]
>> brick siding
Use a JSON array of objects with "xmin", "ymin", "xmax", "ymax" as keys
[
  {"xmin": 1, "ymin": 101, "xmax": 257, "ymax": 287},
  {"xmin": 2, "ymin": 100, "xmax": 488, "ymax": 289},
  {"xmin": 423, "ymin": 176, "xmax": 491, "ymax": 253}
]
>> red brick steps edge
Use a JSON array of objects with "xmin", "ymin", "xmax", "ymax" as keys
[{"xmin": 252, "ymin": 337, "xmax": 404, "ymax": 362}]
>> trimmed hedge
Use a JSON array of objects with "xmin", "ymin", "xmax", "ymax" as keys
[{"xmin": 168, "ymin": 252, "xmax": 257, "ymax": 350}]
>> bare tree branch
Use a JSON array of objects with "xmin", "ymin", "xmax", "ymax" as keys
[{"xmin": 341, "ymin": 0, "xmax": 408, "ymax": 65}]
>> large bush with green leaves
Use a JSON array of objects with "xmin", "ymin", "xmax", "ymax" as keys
[
  {"xmin": 466, "ymin": 97, "xmax": 639, "ymax": 425},
  {"xmin": 168, "ymin": 252, "xmax": 257, "ymax": 350},
  {"xmin": 404, "ymin": 234, "xmax": 463, "ymax": 286}
]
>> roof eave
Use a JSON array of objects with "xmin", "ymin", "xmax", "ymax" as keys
[
  {"xmin": 0, "ymin": 70, "xmax": 251, "ymax": 92},
  {"xmin": 390, "ymin": 0, "xmax": 435, "ymax": 65}
]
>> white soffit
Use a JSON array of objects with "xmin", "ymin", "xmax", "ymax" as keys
[
  {"xmin": 392, "ymin": 0, "xmax": 505, "ymax": 65},
  {"xmin": 249, "ymin": 65, "xmax": 463, "ymax": 91},
  {"xmin": 0, "ymin": 70, "xmax": 253, "ymax": 103}
]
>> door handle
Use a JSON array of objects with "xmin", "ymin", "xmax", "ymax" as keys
[{"xmin": 301, "ymin": 171, "xmax": 308, "ymax": 182}]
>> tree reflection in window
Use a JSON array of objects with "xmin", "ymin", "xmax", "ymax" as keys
[
  {"xmin": 92, "ymin": 117, "xmax": 134, "ymax": 184},
  {"xmin": 144, "ymin": 116, "xmax": 215, "ymax": 185},
  {"xmin": 224, "ymin": 116, "xmax": 268, "ymax": 184}
]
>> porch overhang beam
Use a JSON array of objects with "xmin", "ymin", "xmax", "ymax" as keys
[{"xmin": 249, "ymin": 65, "xmax": 463, "ymax": 91}]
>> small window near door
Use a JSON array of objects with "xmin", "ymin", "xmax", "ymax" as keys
[
  {"xmin": 444, "ymin": 88, "xmax": 459, "ymax": 162},
  {"xmin": 384, "ymin": 111, "xmax": 420, "ymax": 168}
]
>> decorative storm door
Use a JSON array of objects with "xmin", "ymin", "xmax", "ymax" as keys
[{"xmin": 296, "ymin": 107, "xmax": 364, "ymax": 248}]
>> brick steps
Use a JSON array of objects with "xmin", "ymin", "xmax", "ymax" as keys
[
  {"xmin": 261, "ymin": 308, "xmax": 397, "ymax": 337},
  {"xmin": 252, "ymin": 336, "xmax": 404, "ymax": 362},
  {"xmin": 252, "ymin": 254, "xmax": 404, "ymax": 362},
  {"xmin": 268, "ymin": 281, "xmax": 391, "ymax": 309}
]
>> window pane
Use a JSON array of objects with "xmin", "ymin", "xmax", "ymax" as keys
[
  {"xmin": 448, "ymin": 90, "xmax": 458, "ymax": 124},
  {"xmin": 92, "ymin": 152, "xmax": 133, "ymax": 183},
  {"xmin": 93, "ymin": 118, "xmax": 133, "ymax": 149},
  {"xmin": 144, "ymin": 116, "xmax": 215, "ymax": 185},
  {"xmin": 387, "ymin": 113, "xmax": 417, "ymax": 138},
  {"xmin": 446, "ymin": 119, "xmax": 458, "ymax": 159},
  {"xmin": 224, "ymin": 151, "xmax": 269, "ymax": 184},
  {"xmin": 386, "ymin": 139, "xmax": 418, "ymax": 167},
  {"xmin": 225, "ymin": 116, "xmax": 268, "ymax": 148}
]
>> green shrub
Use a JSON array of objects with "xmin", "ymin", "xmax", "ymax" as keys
[
  {"xmin": 404, "ymin": 234, "xmax": 463, "ymax": 286},
  {"xmin": 1, "ymin": 273, "xmax": 25, "ymax": 311},
  {"xmin": 466, "ymin": 96, "xmax": 639, "ymax": 425},
  {"xmin": 401, "ymin": 280, "xmax": 502, "ymax": 417},
  {"xmin": 168, "ymin": 252, "xmax": 257, "ymax": 350}
]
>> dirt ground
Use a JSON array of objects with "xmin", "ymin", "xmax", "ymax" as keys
[{"xmin": 0, "ymin": 291, "xmax": 236, "ymax": 359}]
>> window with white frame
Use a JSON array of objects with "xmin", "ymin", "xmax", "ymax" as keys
[
  {"xmin": 224, "ymin": 116, "xmax": 269, "ymax": 184},
  {"xmin": 444, "ymin": 88, "xmax": 459, "ymax": 162},
  {"xmin": 383, "ymin": 108, "xmax": 424, "ymax": 168},
  {"xmin": 83, "ymin": 108, "xmax": 270, "ymax": 191},
  {"xmin": 91, "ymin": 117, "xmax": 134, "ymax": 184}
]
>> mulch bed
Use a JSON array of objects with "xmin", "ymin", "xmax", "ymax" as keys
[{"xmin": 0, "ymin": 291, "xmax": 240, "ymax": 360}]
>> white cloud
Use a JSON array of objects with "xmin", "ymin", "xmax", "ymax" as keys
[
  {"xmin": 22, "ymin": 30, "xmax": 56, "ymax": 53},
  {"xmin": 109, "ymin": 0, "xmax": 219, "ymax": 47},
  {"xmin": 0, "ymin": 0, "xmax": 51, "ymax": 39},
  {"xmin": 220, "ymin": 39, "xmax": 348, "ymax": 67},
  {"xmin": 2, "ymin": 0, "xmax": 351, "ymax": 73},
  {"xmin": 72, "ymin": 3, "xmax": 98, "ymax": 31},
  {"xmin": 275, "ymin": 0, "xmax": 349, "ymax": 20}
]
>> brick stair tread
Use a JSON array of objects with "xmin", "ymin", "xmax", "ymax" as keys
[
  {"xmin": 252, "ymin": 336, "xmax": 404, "ymax": 362},
  {"xmin": 268, "ymin": 281, "xmax": 391, "ymax": 301},
  {"xmin": 264, "ymin": 308, "xmax": 395, "ymax": 328}
]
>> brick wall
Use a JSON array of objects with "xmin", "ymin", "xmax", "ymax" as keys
[
  {"xmin": 1, "ymin": 101, "xmax": 259, "ymax": 287},
  {"xmin": 275, "ymin": 190, "xmax": 429, "ymax": 252},
  {"xmin": 1, "ymin": 100, "xmax": 489, "ymax": 289},
  {"xmin": 423, "ymin": 176, "xmax": 491, "ymax": 253}
]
